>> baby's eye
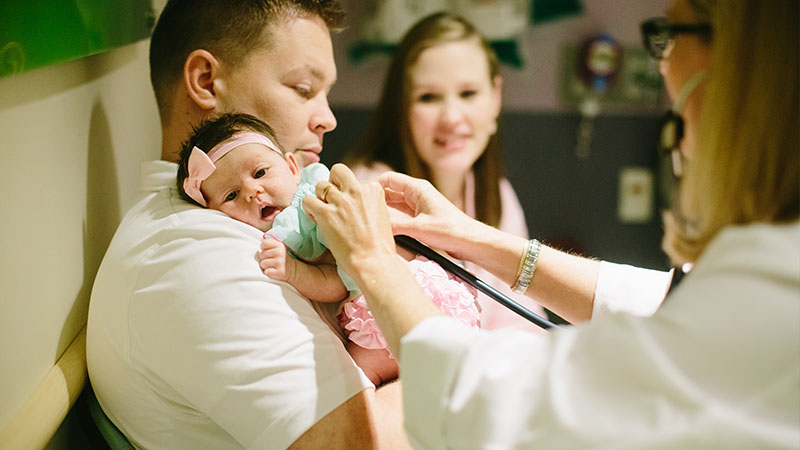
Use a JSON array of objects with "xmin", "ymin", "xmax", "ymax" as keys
[
  {"xmin": 254, "ymin": 168, "xmax": 266, "ymax": 179},
  {"xmin": 225, "ymin": 191, "xmax": 238, "ymax": 202}
]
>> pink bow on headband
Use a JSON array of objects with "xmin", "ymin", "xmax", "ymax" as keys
[{"xmin": 183, "ymin": 132, "xmax": 282, "ymax": 207}]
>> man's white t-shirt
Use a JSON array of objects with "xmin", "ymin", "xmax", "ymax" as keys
[{"xmin": 86, "ymin": 161, "xmax": 372, "ymax": 449}]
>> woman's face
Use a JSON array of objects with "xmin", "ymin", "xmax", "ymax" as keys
[
  {"xmin": 661, "ymin": 0, "xmax": 713, "ymax": 100},
  {"xmin": 407, "ymin": 38, "xmax": 502, "ymax": 178},
  {"xmin": 661, "ymin": 0, "xmax": 713, "ymax": 155}
]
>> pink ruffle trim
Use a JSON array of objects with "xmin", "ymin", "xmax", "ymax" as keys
[{"xmin": 338, "ymin": 256, "xmax": 480, "ymax": 351}]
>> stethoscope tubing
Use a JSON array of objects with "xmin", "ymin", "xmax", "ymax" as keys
[{"xmin": 394, "ymin": 235, "xmax": 560, "ymax": 330}]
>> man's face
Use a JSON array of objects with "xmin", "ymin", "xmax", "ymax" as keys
[{"xmin": 216, "ymin": 16, "xmax": 338, "ymax": 169}]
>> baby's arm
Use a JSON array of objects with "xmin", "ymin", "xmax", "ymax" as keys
[{"xmin": 259, "ymin": 238, "xmax": 348, "ymax": 303}]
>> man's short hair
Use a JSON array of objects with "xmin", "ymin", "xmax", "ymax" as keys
[{"xmin": 149, "ymin": 0, "xmax": 345, "ymax": 119}]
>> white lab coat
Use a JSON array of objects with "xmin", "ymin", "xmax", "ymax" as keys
[{"xmin": 400, "ymin": 221, "xmax": 800, "ymax": 449}]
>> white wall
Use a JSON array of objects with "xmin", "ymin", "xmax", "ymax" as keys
[{"xmin": 0, "ymin": 37, "xmax": 161, "ymax": 441}]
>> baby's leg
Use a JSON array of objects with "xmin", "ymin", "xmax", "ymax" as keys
[{"xmin": 345, "ymin": 341, "xmax": 398, "ymax": 387}]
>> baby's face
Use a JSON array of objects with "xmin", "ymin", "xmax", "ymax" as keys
[{"xmin": 202, "ymin": 143, "xmax": 301, "ymax": 231}]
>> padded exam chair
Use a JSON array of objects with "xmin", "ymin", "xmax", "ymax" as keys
[{"xmin": 77, "ymin": 384, "xmax": 134, "ymax": 450}]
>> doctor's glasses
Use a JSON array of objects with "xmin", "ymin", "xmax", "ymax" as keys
[{"xmin": 640, "ymin": 17, "xmax": 712, "ymax": 60}]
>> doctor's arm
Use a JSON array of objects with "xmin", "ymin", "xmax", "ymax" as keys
[
  {"xmin": 377, "ymin": 171, "xmax": 603, "ymax": 324},
  {"xmin": 304, "ymin": 167, "xmax": 600, "ymax": 343},
  {"xmin": 303, "ymin": 168, "xmax": 589, "ymax": 359},
  {"xmin": 376, "ymin": 171, "xmax": 673, "ymax": 322}
]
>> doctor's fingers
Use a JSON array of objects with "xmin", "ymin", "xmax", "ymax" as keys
[
  {"xmin": 315, "ymin": 180, "xmax": 340, "ymax": 205},
  {"xmin": 378, "ymin": 171, "xmax": 461, "ymax": 221},
  {"xmin": 378, "ymin": 172, "xmax": 434, "ymax": 212},
  {"xmin": 328, "ymin": 163, "xmax": 361, "ymax": 193},
  {"xmin": 306, "ymin": 178, "xmax": 391, "ymax": 237}
]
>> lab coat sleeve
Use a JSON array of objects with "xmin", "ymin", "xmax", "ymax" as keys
[
  {"xmin": 399, "ymin": 313, "xmax": 694, "ymax": 449},
  {"xmin": 400, "ymin": 317, "xmax": 551, "ymax": 449},
  {"xmin": 400, "ymin": 222, "xmax": 800, "ymax": 450},
  {"xmin": 593, "ymin": 261, "xmax": 671, "ymax": 319}
]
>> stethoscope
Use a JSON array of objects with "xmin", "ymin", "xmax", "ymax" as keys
[
  {"xmin": 395, "ymin": 235, "xmax": 688, "ymax": 331},
  {"xmin": 395, "ymin": 235, "xmax": 560, "ymax": 330}
]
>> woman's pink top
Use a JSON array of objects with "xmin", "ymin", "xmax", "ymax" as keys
[{"xmin": 352, "ymin": 163, "xmax": 548, "ymax": 334}]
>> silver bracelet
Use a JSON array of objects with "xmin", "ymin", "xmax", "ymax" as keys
[{"xmin": 511, "ymin": 239, "xmax": 541, "ymax": 294}]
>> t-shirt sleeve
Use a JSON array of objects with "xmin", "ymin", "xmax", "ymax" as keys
[{"xmin": 130, "ymin": 217, "xmax": 371, "ymax": 449}]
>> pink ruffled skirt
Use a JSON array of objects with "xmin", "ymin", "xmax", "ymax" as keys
[{"xmin": 338, "ymin": 256, "xmax": 481, "ymax": 351}]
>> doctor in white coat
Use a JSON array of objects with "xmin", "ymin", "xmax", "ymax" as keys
[{"xmin": 303, "ymin": 0, "xmax": 800, "ymax": 448}]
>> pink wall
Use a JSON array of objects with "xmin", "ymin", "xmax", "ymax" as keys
[{"xmin": 329, "ymin": 0, "xmax": 668, "ymax": 112}]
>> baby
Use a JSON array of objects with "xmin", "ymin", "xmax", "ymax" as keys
[{"xmin": 177, "ymin": 113, "xmax": 480, "ymax": 385}]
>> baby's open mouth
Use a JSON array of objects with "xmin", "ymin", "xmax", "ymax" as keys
[{"xmin": 261, "ymin": 205, "xmax": 279, "ymax": 221}]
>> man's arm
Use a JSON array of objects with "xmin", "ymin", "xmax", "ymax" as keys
[{"xmin": 289, "ymin": 382, "xmax": 410, "ymax": 449}]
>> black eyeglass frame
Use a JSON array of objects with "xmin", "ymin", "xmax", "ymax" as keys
[
  {"xmin": 658, "ymin": 110, "xmax": 698, "ymax": 234},
  {"xmin": 640, "ymin": 17, "xmax": 712, "ymax": 60}
]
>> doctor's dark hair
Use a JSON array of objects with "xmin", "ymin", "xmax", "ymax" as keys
[
  {"xmin": 346, "ymin": 12, "xmax": 504, "ymax": 227},
  {"xmin": 176, "ymin": 113, "xmax": 281, "ymax": 206},
  {"xmin": 149, "ymin": 0, "xmax": 346, "ymax": 122}
]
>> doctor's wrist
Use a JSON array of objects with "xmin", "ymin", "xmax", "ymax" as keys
[
  {"xmin": 511, "ymin": 239, "xmax": 542, "ymax": 294},
  {"xmin": 347, "ymin": 245, "xmax": 400, "ymax": 288}
]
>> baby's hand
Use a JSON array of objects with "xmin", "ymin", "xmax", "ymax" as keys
[{"xmin": 260, "ymin": 237, "xmax": 295, "ymax": 282}]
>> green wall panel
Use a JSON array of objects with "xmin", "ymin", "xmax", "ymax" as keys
[{"xmin": 0, "ymin": 0, "xmax": 154, "ymax": 78}]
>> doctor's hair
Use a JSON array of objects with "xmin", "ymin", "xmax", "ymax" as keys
[
  {"xmin": 176, "ymin": 113, "xmax": 281, "ymax": 206},
  {"xmin": 346, "ymin": 11, "xmax": 504, "ymax": 227},
  {"xmin": 663, "ymin": 0, "xmax": 799, "ymax": 264},
  {"xmin": 688, "ymin": 0, "xmax": 716, "ymax": 32},
  {"xmin": 149, "ymin": 0, "xmax": 346, "ymax": 122}
]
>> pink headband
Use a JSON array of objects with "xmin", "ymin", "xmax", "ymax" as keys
[{"xmin": 183, "ymin": 132, "xmax": 282, "ymax": 207}]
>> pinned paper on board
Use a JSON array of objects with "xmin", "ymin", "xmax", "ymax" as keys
[{"xmin": 350, "ymin": 0, "xmax": 579, "ymax": 69}]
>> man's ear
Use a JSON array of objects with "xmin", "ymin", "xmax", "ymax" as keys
[{"xmin": 184, "ymin": 49, "xmax": 220, "ymax": 111}]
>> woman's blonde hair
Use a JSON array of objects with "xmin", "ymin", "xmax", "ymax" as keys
[{"xmin": 664, "ymin": 0, "xmax": 799, "ymax": 264}]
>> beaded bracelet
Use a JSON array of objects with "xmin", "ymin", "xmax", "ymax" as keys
[{"xmin": 511, "ymin": 239, "xmax": 541, "ymax": 294}]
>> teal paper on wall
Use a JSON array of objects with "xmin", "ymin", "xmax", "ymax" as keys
[{"xmin": 0, "ymin": 0, "xmax": 154, "ymax": 78}]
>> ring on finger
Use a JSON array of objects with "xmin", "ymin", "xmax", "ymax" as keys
[{"xmin": 321, "ymin": 184, "xmax": 333, "ymax": 203}]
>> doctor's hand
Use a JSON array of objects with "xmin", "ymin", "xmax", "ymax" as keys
[
  {"xmin": 377, "ymin": 171, "xmax": 477, "ymax": 261},
  {"xmin": 304, "ymin": 165, "xmax": 443, "ymax": 355},
  {"xmin": 302, "ymin": 164, "xmax": 398, "ymax": 284}
]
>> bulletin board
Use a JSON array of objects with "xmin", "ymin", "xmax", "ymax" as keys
[
  {"xmin": 0, "ymin": 0, "xmax": 154, "ymax": 79},
  {"xmin": 348, "ymin": 0, "xmax": 583, "ymax": 69}
]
